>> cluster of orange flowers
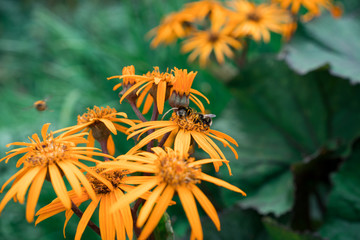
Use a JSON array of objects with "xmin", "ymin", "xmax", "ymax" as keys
[
  {"xmin": 0, "ymin": 65, "xmax": 245, "ymax": 240},
  {"xmin": 149, "ymin": 0, "xmax": 342, "ymax": 66}
]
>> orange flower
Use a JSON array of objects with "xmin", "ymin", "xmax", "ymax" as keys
[
  {"xmin": 273, "ymin": 0, "xmax": 342, "ymax": 21},
  {"xmin": 0, "ymin": 123, "xmax": 113, "ymax": 222},
  {"xmin": 100, "ymin": 147, "xmax": 246, "ymax": 240},
  {"xmin": 108, "ymin": 66, "xmax": 174, "ymax": 115},
  {"xmin": 58, "ymin": 106, "xmax": 134, "ymax": 155},
  {"xmin": 228, "ymin": 0, "xmax": 291, "ymax": 42},
  {"xmin": 108, "ymin": 66, "xmax": 209, "ymax": 115},
  {"xmin": 183, "ymin": 0, "xmax": 230, "ymax": 29},
  {"xmin": 127, "ymin": 107, "xmax": 238, "ymax": 174},
  {"xmin": 169, "ymin": 67, "xmax": 209, "ymax": 112},
  {"xmin": 181, "ymin": 24, "xmax": 242, "ymax": 66},
  {"xmin": 36, "ymin": 166, "xmax": 135, "ymax": 240},
  {"xmin": 148, "ymin": 11, "xmax": 195, "ymax": 47}
]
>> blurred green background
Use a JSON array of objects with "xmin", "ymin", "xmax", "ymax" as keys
[{"xmin": 1, "ymin": 0, "xmax": 360, "ymax": 239}]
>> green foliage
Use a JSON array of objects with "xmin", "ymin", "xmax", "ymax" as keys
[
  {"xmin": 263, "ymin": 217, "xmax": 323, "ymax": 240},
  {"xmin": 216, "ymin": 57, "xmax": 360, "ymax": 218},
  {"xmin": 319, "ymin": 140, "xmax": 360, "ymax": 240},
  {"xmin": 202, "ymin": 207, "xmax": 269, "ymax": 240},
  {"xmin": 283, "ymin": 10, "xmax": 360, "ymax": 83}
]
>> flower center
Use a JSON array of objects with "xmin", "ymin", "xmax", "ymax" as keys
[
  {"xmin": 146, "ymin": 67, "xmax": 174, "ymax": 84},
  {"xmin": 77, "ymin": 106, "xmax": 116, "ymax": 125},
  {"xmin": 247, "ymin": 11, "xmax": 261, "ymax": 22},
  {"xmin": 87, "ymin": 167, "xmax": 126, "ymax": 194},
  {"xmin": 156, "ymin": 152, "xmax": 200, "ymax": 187},
  {"xmin": 25, "ymin": 136, "xmax": 73, "ymax": 167},
  {"xmin": 171, "ymin": 112, "xmax": 210, "ymax": 132},
  {"xmin": 208, "ymin": 32, "xmax": 219, "ymax": 43}
]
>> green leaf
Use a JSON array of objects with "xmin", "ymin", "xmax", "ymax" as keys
[
  {"xmin": 215, "ymin": 56, "xmax": 360, "ymax": 216},
  {"xmin": 319, "ymin": 140, "xmax": 360, "ymax": 240},
  {"xmin": 201, "ymin": 207, "xmax": 270, "ymax": 240},
  {"xmin": 263, "ymin": 217, "xmax": 323, "ymax": 240},
  {"xmin": 154, "ymin": 212, "xmax": 175, "ymax": 240},
  {"xmin": 282, "ymin": 12, "xmax": 360, "ymax": 83}
]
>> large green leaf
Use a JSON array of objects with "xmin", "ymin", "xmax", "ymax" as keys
[
  {"xmin": 201, "ymin": 207, "xmax": 269, "ymax": 240},
  {"xmin": 263, "ymin": 217, "xmax": 323, "ymax": 240},
  {"xmin": 214, "ymin": 57, "xmax": 360, "ymax": 216},
  {"xmin": 319, "ymin": 140, "xmax": 360, "ymax": 240},
  {"xmin": 282, "ymin": 11, "xmax": 360, "ymax": 83}
]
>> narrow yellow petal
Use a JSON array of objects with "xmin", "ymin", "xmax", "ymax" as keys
[
  {"xmin": 191, "ymin": 185, "xmax": 220, "ymax": 230},
  {"xmin": 41, "ymin": 123, "xmax": 51, "ymax": 141},
  {"xmin": 49, "ymin": 164, "xmax": 71, "ymax": 209},
  {"xmin": 16, "ymin": 167, "xmax": 42, "ymax": 204},
  {"xmin": 99, "ymin": 195, "xmax": 108, "ymax": 240},
  {"xmin": 137, "ymin": 183, "xmax": 166, "ymax": 227},
  {"xmin": 75, "ymin": 197, "xmax": 100, "ymax": 240},
  {"xmin": 178, "ymin": 186, "xmax": 203, "ymax": 240},
  {"xmin": 156, "ymin": 80, "xmax": 167, "ymax": 114},
  {"xmin": 0, "ymin": 168, "xmax": 26, "ymax": 193},
  {"xmin": 138, "ymin": 186, "xmax": 175, "ymax": 240},
  {"xmin": 99, "ymin": 119, "xmax": 117, "ymax": 135},
  {"xmin": 107, "ymin": 135, "xmax": 115, "ymax": 156},
  {"xmin": 111, "ymin": 178, "xmax": 159, "ymax": 212},
  {"xmin": 114, "ymin": 189, "xmax": 133, "ymax": 240},
  {"xmin": 57, "ymin": 162, "xmax": 83, "ymax": 197},
  {"xmin": 142, "ymin": 95, "xmax": 153, "ymax": 114},
  {"xmin": 0, "ymin": 168, "xmax": 38, "ymax": 214},
  {"xmin": 111, "ymin": 192, "xmax": 126, "ymax": 240},
  {"xmin": 200, "ymin": 173, "xmax": 246, "ymax": 196},
  {"xmin": 174, "ymin": 129, "xmax": 191, "ymax": 154},
  {"xmin": 25, "ymin": 167, "xmax": 47, "ymax": 222}
]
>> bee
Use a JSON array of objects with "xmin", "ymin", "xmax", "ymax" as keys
[
  {"xmin": 175, "ymin": 106, "xmax": 194, "ymax": 118},
  {"xmin": 176, "ymin": 106, "xmax": 216, "ymax": 127},
  {"xmin": 33, "ymin": 99, "xmax": 48, "ymax": 111}
]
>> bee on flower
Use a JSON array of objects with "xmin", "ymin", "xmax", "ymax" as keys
[{"xmin": 126, "ymin": 106, "xmax": 238, "ymax": 174}]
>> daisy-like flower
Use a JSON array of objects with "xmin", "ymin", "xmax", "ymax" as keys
[
  {"xmin": 183, "ymin": 0, "xmax": 230, "ymax": 29},
  {"xmin": 108, "ymin": 66, "xmax": 209, "ymax": 115},
  {"xmin": 273, "ymin": 0, "xmax": 342, "ymax": 21},
  {"xmin": 169, "ymin": 67, "xmax": 209, "ymax": 112},
  {"xmin": 108, "ymin": 66, "xmax": 175, "ymax": 115},
  {"xmin": 148, "ymin": 11, "xmax": 195, "ymax": 48},
  {"xmin": 101, "ymin": 147, "xmax": 246, "ymax": 240},
  {"xmin": 59, "ymin": 106, "xmax": 135, "ymax": 155},
  {"xmin": 36, "ymin": 166, "xmax": 135, "ymax": 240},
  {"xmin": 126, "ymin": 107, "xmax": 238, "ymax": 173},
  {"xmin": 0, "ymin": 123, "xmax": 113, "ymax": 222},
  {"xmin": 228, "ymin": 0, "xmax": 291, "ymax": 42},
  {"xmin": 181, "ymin": 24, "xmax": 242, "ymax": 66}
]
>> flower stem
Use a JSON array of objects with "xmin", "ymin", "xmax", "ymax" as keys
[
  {"xmin": 146, "ymin": 101, "xmax": 159, "ymax": 152},
  {"xmin": 131, "ymin": 198, "xmax": 144, "ymax": 238},
  {"xmin": 237, "ymin": 38, "xmax": 250, "ymax": 67},
  {"xmin": 99, "ymin": 139, "xmax": 110, "ymax": 162},
  {"xmin": 158, "ymin": 132, "xmax": 171, "ymax": 148},
  {"xmin": 129, "ymin": 100, "xmax": 147, "ymax": 122},
  {"xmin": 71, "ymin": 201, "xmax": 101, "ymax": 236}
]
